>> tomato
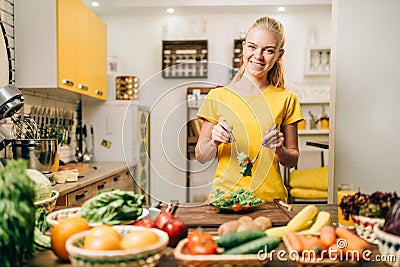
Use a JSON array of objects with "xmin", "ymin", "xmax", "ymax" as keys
[
  {"xmin": 231, "ymin": 203, "xmax": 243, "ymax": 212},
  {"xmin": 243, "ymin": 203, "xmax": 251, "ymax": 211},
  {"xmin": 187, "ymin": 230, "xmax": 217, "ymax": 255},
  {"xmin": 133, "ymin": 218, "xmax": 156, "ymax": 228}
]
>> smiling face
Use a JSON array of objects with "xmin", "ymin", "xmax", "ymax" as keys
[{"xmin": 242, "ymin": 27, "xmax": 284, "ymax": 82}]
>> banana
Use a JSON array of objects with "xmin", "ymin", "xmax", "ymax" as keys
[{"xmin": 286, "ymin": 205, "xmax": 319, "ymax": 232}]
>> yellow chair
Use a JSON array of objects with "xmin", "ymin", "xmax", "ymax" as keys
[{"xmin": 285, "ymin": 165, "xmax": 328, "ymax": 204}]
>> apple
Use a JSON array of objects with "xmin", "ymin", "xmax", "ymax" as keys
[
  {"xmin": 162, "ymin": 218, "xmax": 188, "ymax": 247},
  {"xmin": 154, "ymin": 211, "xmax": 174, "ymax": 229}
]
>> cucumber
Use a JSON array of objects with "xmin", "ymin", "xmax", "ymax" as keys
[
  {"xmin": 222, "ymin": 236, "xmax": 281, "ymax": 255},
  {"xmin": 217, "ymin": 230, "xmax": 266, "ymax": 249}
]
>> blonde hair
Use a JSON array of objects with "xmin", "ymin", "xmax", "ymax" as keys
[{"xmin": 233, "ymin": 16, "xmax": 286, "ymax": 89}]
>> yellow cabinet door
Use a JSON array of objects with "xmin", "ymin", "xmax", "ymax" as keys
[
  {"xmin": 89, "ymin": 12, "xmax": 108, "ymax": 100},
  {"xmin": 57, "ymin": 0, "xmax": 79, "ymax": 92},
  {"xmin": 75, "ymin": 1, "xmax": 91, "ymax": 94}
]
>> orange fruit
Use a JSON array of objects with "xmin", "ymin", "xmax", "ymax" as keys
[
  {"xmin": 51, "ymin": 216, "xmax": 90, "ymax": 260},
  {"xmin": 83, "ymin": 235, "xmax": 122, "ymax": 250},
  {"xmin": 84, "ymin": 225, "xmax": 122, "ymax": 243},
  {"xmin": 120, "ymin": 230, "xmax": 160, "ymax": 250}
]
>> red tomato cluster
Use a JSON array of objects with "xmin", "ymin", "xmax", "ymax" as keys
[
  {"xmin": 231, "ymin": 203, "xmax": 251, "ymax": 212},
  {"xmin": 133, "ymin": 211, "xmax": 188, "ymax": 247},
  {"xmin": 187, "ymin": 230, "xmax": 217, "ymax": 255}
]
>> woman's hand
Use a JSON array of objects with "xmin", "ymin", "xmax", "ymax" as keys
[
  {"xmin": 262, "ymin": 124, "xmax": 284, "ymax": 153},
  {"xmin": 212, "ymin": 120, "xmax": 232, "ymax": 144}
]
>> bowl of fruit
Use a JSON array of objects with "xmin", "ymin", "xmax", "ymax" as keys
[{"xmin": 65, "ymin": 225, "xmax": 169, "ymax": 267}]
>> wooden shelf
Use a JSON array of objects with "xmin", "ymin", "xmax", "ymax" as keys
[
  {"xmin": 299, "ymin": 129, "xmax": 329, "ymax": 135},
  {"xmin": 162, "ymin": 40, "xmax": 208, "ymax": 79},
  {"xmin": 304, "ymin": 46, "xmax": 331, "ymax": 77},
  {"xmin": 231, "ymin": 39, "xmax": 244, "ymax": 79},
  {"xmin": 300, "ymin": 99, "xmax": 329, "ymax": 104}
]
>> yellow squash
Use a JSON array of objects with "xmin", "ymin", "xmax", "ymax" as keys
[
  {"xmin": 286, "ymin": 205, "xmax": 319, "ymax": 232},
  {"xmin": 265, "ymin": 226, "xmax": 288, "ymax": 238},
  {"xmin": 300, "ymin": 211, "xmax": 331, "ymax": 234}
]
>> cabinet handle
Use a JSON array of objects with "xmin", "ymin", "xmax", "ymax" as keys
[
  {"xmin": 113, "ymin": 175, "xmax": 121, "ymax": 182},
  {"xmin": 61, "ymin": 79, "xmax": 74, "ymax": 86},
  {"xmin": 95, "ymin": 90, "xmax": 103, "ymax": 96},
  {"xmin": 97, "ymin": 182, "xmax": 107, "ymax": 190},
  {"xmin": 75, "ymin": 190, "xmax": 88, "ymax": 200},
  {"xmin": 78, "ymin": 84, "xmax": 89, "ymax": 90}
]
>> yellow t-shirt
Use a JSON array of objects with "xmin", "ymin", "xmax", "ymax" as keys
[{"xmin": 197, "ymin": 84, "xmax": 303, "ymax": 202}]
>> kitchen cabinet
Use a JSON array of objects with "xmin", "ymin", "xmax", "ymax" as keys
[
  {"xmin": 14, "ymin": 0, "xmax": 107, "ymax": 100},
  {"xmin": 56, "ymin": 169, "xmax": 135, "ymax": 206},
  {"xmin": 88, "ymin": 11, "xmax": 107, "ymax": 99},
  {"xmin": 53, "ymin": 163, "xmax": 137, "ymax": 206}
]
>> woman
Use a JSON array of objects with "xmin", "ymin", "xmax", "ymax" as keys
[{"xmin": 195, "ymin": 16, "xmax": 304, "ymax": 202}]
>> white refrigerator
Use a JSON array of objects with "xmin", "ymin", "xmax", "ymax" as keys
[
  {"xmin": 83, "ymin": 100, "xmax": 151, "ymax": 203},
  {"xmin": 82, "ymin": 100, "xmax": 141, "ymax": 164}
]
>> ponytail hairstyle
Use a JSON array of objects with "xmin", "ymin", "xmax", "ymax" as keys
[{"xmin": 232, "ymin": 16, "xmax": 286, "ymax": 89}]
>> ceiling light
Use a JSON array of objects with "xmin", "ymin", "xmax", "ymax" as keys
[
  {"xmin": 277, "ymin": 6, "xmax": 286, "ymax": 12},
  {"xmin": 91, "ymin": 1, "xmax": 100, "ymax": 7},
  {"xmin": 167, "ymin": 8, "xmax": 175, "ymax": 14}
]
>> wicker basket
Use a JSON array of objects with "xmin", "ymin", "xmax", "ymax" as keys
[
  {"xmin": 66, "ymin": 225, "xmax": 169, "ymax": 267},
  {"xmin": 46, "ymin": 207, "xmax": 81, "ymax": 227},
  {"xmin": 47, "ymin": 207, "xmax": 149, "ymax": 227},
  {"xmin": 374, "ymin": 222, "xmax": 400, "ymax": 267},
  {"xmin": 173, "ymin": 238, "xmax": 269, "ymax": 267},
  {"xmin": 34, "ymin": 190, "xmax": 59, "ymax": 212},
  {"xmin": 352, "ymin": 215, "xmax": 384, "ymax": 244}
]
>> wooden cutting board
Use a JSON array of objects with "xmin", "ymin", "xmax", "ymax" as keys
[{"xmin": 174, "ymin": 202, "xmax": 295, "ymax": 228}]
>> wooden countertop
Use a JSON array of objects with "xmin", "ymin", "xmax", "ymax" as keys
[
  {"xmin": 52, "ymin": 161, "xmax": 137, "ymax": 196},
  {"xmin": 28, "ymin": 204, "xmax": 388, "ymax": 267}
]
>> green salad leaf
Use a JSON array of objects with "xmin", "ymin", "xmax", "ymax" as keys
[
  {"xmin": 210, "ymin": 188, "xmax": 264, "ymax": 212},
  {"xmin": 78, "ymin": 189, "xmax": 145, "ymax": 225},
  {"xmin": 237, "ymin": 152, "xmax": 253, "ymax": 177}
]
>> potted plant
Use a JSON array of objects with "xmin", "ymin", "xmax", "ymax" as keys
[{"xmin": 339, "ymin": 191, "xmax": 398, "ymax": 244}]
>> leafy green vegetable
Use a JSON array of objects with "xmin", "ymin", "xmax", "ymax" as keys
[
  {"xmin": 25, "ymin": 169, "xmax": 52, "ymax": 202},
  {"xmin": 237, "ymin": 152, "xmax": 253, "ymax": 177},
  {"xmin": 210, "ymin": 188, "xmax": 264, "ymax": 212},
  {"xmin": 78, "ymin": 189, "xmax": 145, "ymax": 225},
  {"xmin": 0, "ymin": 159, "xmax": 36, "ymax": 267}
]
